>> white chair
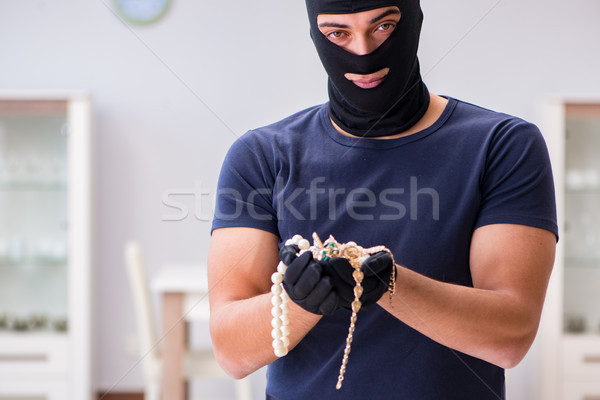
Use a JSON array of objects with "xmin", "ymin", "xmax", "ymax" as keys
[{"xmin": 124, "ymin": 241, "xmax": 253, "ymax": 400}]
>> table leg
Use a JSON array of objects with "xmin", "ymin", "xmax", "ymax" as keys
[{"xmin": 162, "ymin": 292, "xmax": 186, "ymax": 400}]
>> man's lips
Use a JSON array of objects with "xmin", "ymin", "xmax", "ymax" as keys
[
  {"xmin": 344, "ymin": 68, "xmax": 390, "ymax": 89},
  {"xmin": 350, "ymin": 76, "xmax": 386, "ymax": 89}
]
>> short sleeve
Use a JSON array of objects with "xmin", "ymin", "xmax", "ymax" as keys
[
  {"xmin": 475, "ymin": 120, "xmax": 558, "ymax": 240},
  {"xmin": 211, "ymin": 132, "xmax": 279, "ymax": 236}
]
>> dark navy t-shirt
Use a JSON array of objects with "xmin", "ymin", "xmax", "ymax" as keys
[{"xmin": 212, "ymin": 98, "xmax": 558, "ymax": 399}]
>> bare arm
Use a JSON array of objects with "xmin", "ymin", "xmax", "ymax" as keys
[
  {"xmin": 208, "ymin": 227, "xmax": 321, "ymax": 378},
  {"xmin": 377, "ymin": 224, "xmax": 555, "ymax": 368}
]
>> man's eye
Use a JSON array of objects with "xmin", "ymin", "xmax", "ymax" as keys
[
  {"xmin": 327, "ymin": 31, "xmax": 345, "ymax": 39},
  {"xmin": 377, "ymin": 23, "xmax": 395, "ymax": 31}
]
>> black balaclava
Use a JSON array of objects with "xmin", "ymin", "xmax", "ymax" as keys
[{"xmin": 305, "ymin": 0, "xmax": 430, "ymax": 137}]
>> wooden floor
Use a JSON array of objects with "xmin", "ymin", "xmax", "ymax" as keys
[{"xmin": 97, "ymin": 393, "xmax": 143, "ymax": 400}]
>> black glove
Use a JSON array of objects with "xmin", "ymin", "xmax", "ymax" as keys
[
  {"xmin": 321, "ymin": 251, "xmax": 395, "ymax": 311},
  {"xmin": 279, "ymin": 245, "xmax": 339, "ymax": 315}
]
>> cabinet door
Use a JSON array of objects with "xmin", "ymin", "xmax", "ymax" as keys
[
  {"xmin": 563, "ymin": 336, "xmax": 600, "ymax": 379},
  {"xmin": 0, "ymin": 379, "xmax": 68, "ymax": 400},
  {"xmin": 563, "ymin": 381, "xmax": 600, "ymax": 400},
  {"xmin": 0, "ymin": 333, "xmax": 68, "ymax": 376},
  {"xmin": 0, "ymin": 99, "xmax": 70, "ymax": 324},
  {"xmin": 563, "ymin": 103, "xmax": 600, "ymax": 335}
]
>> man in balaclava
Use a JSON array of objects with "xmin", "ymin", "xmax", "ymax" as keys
[
  {"xmin": 306, "ymin": 0, "xmax": 430, "ymax": 137},
  {"xmin": 209, "ymin": 1, "xmax": 558, "ymax": 399}
]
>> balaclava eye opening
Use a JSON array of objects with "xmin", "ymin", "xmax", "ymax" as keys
[{"xmin": 305, "ymin": 0, "xmax": 430, "ymax": 137}]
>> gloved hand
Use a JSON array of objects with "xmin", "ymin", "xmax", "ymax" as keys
[
  {"xmin": 279, "ymin": 245, "xmax": 339, "ymax": 315},
  {"xmin": 280, "ymin": 245, "xmax": 395, "ymax": 314},
  {"xmin": 320, "ymin": 251, "xmax": 395, "ymax": 311}
]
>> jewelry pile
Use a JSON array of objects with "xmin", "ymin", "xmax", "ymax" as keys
[{"xmin": 270, "ymin": 232, "xmax": 396, "ymax": 390}]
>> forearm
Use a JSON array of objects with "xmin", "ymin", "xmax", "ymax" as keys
[
  {"xmin": 210, "ymin": 291, "xmax": 321, "ymax": 378},
  {"xmin": 378, "ymin": 265, "xmax": 541, "ymax": 369}
]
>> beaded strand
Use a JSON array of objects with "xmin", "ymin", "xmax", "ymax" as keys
[{"xmin": 270, "ymin": 234, "xmax": 310, "ymax": 357}]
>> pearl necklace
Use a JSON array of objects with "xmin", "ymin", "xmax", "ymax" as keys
[
  {"xmin": 270, "ymin": 234, "xmax": 310, "ymax": 357},
  {"xmin": 271, "ymin": 232, "xmax": 396, "ymax": 390}
]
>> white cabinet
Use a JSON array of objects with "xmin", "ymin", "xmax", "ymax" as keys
[
  {"xmin": 541, "ymin": 98, "xmax": 600, "ymax": 400},
  {"xmin": 0, "ymin": 93, "xmax": 92, "ymax": 400}
]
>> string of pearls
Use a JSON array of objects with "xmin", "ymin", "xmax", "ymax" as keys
[{"xmin": 270, "ymin": 234, "xmax": 310, "ymax": 357}]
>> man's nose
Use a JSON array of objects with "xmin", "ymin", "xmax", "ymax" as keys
[{"xmin": 348, "ymin": 35, "xmax": 378, "ymax": 55}]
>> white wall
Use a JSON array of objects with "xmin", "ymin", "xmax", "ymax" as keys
[{"xmin": 1, "ymin": 0, "xmax": 599, "ymax": 398}]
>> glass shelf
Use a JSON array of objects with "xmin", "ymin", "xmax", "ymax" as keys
[
  {"xmin": 0, "ymin": 237, "xmax": 68, "ymax": 269},
  {"xmin": 564, "ymin": 257, "xmax": 600, "ymax": 269},
  {"xmin": 565, "ymin": 190, "xmax": 600, "ymax": 195},
  {"xmin": 0, "ymin": 180, "xmax": 67, "ymax": 191},
  {"xmin": 0, "ymin": 261, "xmax": 68, "ymax": 268},
  {"xmin": 0, "ymin": 314, "xmax": 69, "ymax": 334}
]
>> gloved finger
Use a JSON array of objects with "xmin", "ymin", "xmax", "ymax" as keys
[
  {"xmin": 304, "ymin": 275, "xmax": 333, "ymax": 310},
  {"xmin": 360, "ymin": 280, "xmax": 389, "ymax": 307},
  {"xmin": 326, "ymin": 257, "xmax": 355, "ymax": 286},
  {"xmin": 362, "ymin": 252, "xmax": 393, "ymax": 276},
  {"xmin": 325, "ymin": 257, "xmax": 382, "ymax": 300},
  {"xmin": 361, "ymin": 273, "xmax": 387, "ymax": 294},
  {"xmin": 361, "ymin": 252, "xmax": 394, "ymax": 301},
  {"xmin": 362, "ymin": 263, "xmax": 394, "ymax": 292},
  {"xmin": 319, "ymin": 258, "xmax": 357, "ymax": 308},
  {"xmin": 283, "ymin": 251, "xmax": 312, "ymax": 286},
  {"xmin": 279, "ymin": 244, "xmax": 300, "ymax": 266},
  {"xmin": 318, "ymin": 291, "xmax": 339, "ymax": 315},
  {"xmin": 289, "ymin": 261, "xmax": 322, "ymax": 299}
]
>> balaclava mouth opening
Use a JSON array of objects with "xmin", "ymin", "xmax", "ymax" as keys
[{"xmin": 305, "ymin": 0, "xmax": 430, "ymax": 137}]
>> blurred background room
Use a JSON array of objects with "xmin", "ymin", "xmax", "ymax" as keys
[{"xmin": 1, "ymin": 0, "xmax": 600, "ymax": 399}]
